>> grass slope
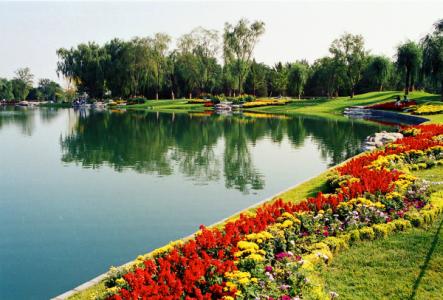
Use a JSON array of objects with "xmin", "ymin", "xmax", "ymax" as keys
[
  {"xmin": 323, "ymin": 216, "xmax": 443, "ymax": 300},
  {"xmin": 322, "ymin": 166, "xmax": 443, "ymax": 300},
  {"xmin": 123, "ymin": 99, "xmax": 206, "ymax": 113},
  {"xmin": 247, "ymin": 91, "xmax": 439, "ymax": 116}
]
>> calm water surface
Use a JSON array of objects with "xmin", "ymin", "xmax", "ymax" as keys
[{"xmin": 0, "ymin": 107, "xmax": 389, "ymax": 299}]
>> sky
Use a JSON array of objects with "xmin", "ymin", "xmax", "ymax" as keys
[{"xmin": 0, "ymin": 0, "xmax": 442, "ymax": 86}]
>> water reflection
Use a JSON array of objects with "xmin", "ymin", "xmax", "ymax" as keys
[{"xmin": 57, "ymin": 110, "xmax": 388, "ymax": 193}]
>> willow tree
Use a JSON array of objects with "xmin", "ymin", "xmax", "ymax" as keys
[
  {"xmin": 177, "ymin": 27, "xmax": 220, "ymax": 95},
  {"xmin": 396, "ymin": 41, "xmax": 422, "ymax": 95},
  {"xmin": 223, "ymin": 19, "xmax": 265, "ymax": 95},
  {"xmin": 329, "ymin": 33, "xmax": 366, "ymax": 98},
  {"xmin": 288, "ymin": 62, "xmax": 309, "ymax": 99},
  {"xmin": 56, "ymin": 42, "xmax": 107, "ymax": 98},
  {"xmin": 422, "ymin": 19, "xmax": 443, "ymax": 100},
  {"xmin": 365, "ymin": 55, "xmax": 392, "ymax": 91},
  {"xmin": 148, "ymin": 33, "xmax": 171, "ymax": 100}
]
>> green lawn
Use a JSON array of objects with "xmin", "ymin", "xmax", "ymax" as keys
[
  {"xmin": 322, "ymin": 166, "xmax": 443, "ymax": 300},
  {"xmin": 322, "ymin": 216, "xmax": 443, "ymax": 300},
  {"xmin": 248, "ymin": 91, "xmax": 440, "ymax": 116},
  {"xmin": 122, "ymin": 99, "xmax": 206, "ymax": 112}
]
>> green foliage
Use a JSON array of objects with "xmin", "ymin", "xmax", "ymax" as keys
[
  {"xmin": 421, "ymin": 19, "xmax": 443, "ymax": 100},
  {"xmin": 223, "ymin": 19, "xmax": 265, "ymax": 94},
  {"xmin": 288, "ymin": 62, "xmax": 309, "ymax": 98},
  {"xmin": 329, "ymin": 33, "xmax": 367, "ymax": 98},
  {"xmin": 0, "ymin": 78, "xmax": 14, "ymax": 100},
  {"xmin": 396, "ymin": 40, "xmax": 422, "ymax": 95}
]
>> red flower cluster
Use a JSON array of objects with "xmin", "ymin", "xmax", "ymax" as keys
[
  {"xmin": 366, "ymin": 100, "xmax": 417, "ymax": 111},
  {"xmin": 109, "ymin": 124, "xmax": 443, "ymax": 300}
]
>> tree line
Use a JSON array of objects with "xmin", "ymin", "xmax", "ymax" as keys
[
  {"xmin": 0, "ymin": 67, "xmax": 72, "ymax": 102},
  {"xmin": 1, "ymin": 18, "xmax": 442, "ymax": 101}
]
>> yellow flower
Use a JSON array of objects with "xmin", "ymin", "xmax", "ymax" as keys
[
  {"xmin": 237, "ymin": 241, "xmax": 259, "ymax": 251},
  {"xmin": 247, "ymin": 253, "xmax": 264, "ymax": 261},
  {"xmin": 281, "ymin": 220, "xmax": 293, "ymax": 228}
]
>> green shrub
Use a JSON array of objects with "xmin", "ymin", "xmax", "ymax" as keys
[
  {"xmin": 349, "ymin": 229, "xmax": 360, "ymax": 244},
  {"xmin": 392, "ymin": 219, "xmax": 412, "ymax": 231},
  {"xmin": 359, "ymin": 227, "xmax": 375, "ymax": 240},
  {"xmin": 323, "ymin": 236, "xmax": 349, "ymax": 253}
]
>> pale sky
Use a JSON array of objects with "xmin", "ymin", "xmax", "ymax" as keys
[{"xmin": 0, "ymin": 1, "xmax": 442, "ymax": 85}]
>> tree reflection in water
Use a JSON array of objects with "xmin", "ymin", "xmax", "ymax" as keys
[{"xmin": 58, "ymin": 109, "xmax": 388, "ymax": 193}]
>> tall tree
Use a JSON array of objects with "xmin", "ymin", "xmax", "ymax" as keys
[
  {"xmin": 11, "ymin": 68, "xmax": 34, "ymax": 100},
  {"xmin": 56, "ymin": 42, "xmax": 107, "ymax": 99},
  {"xmin": 364, "ymin": 55, "xmax": 392, "ymax": 91},
  {"xmin": 287, "ymin": 62, "xmax": 309, "ymax": 99},
  {"xmin": 329, "ymin": 33, "xmax": 366, "ymax": 98},
  {"xmin": 269, "ymin": 62, "xmax": 288, "ymax": 96},
  {"xmin": 177, "ymin": 27, "xmax": 220, "ymax": 95},
  {"xmin": 104, "ymin": 38, "xmax": 132, "ymax": 98},
  {"xmin": 422, "ymin": 19, "xmax": 443, "ymax": 100},
  {"xmin": 223, "ymin": 19, "xmax": 265, "ymax": 95},
  {"xmin": 244, "ymin": 59, "xmax": 269, "ymax": 96},
  {"xmin": 37, "ymin": 79, "xmax": 63, "ymax": 101},
  {"xmin": 0, "ymin": 78, "xmax": 14, "ymax": 100},
  {"xmin": 148, "ymin": 33, "xmax": 171, "ymax": 100},
  {"xmin": 396, "ymin": 41, "xmax": 422, "ymax": 95},
  {"xmin": 306, "ymin": 57, "xmax": 346, "ymax": 98}
]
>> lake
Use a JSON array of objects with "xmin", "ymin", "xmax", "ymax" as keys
[{"xmin": 0, "ymin": 107, "xmax": 389, "ymax": 299}]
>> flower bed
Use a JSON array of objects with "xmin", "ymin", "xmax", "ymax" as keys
[
  {"xmin": 242, "ymin": 99, "xmax": 290, "ymax": 108},
  {"xmin": 100, "ymin": 124, "xmax": 443, "ymax": 300},
  {"xmin": 412, "ymin": 104, "xmax": 443, "ymax": 115},
  {"xmin": 365, "ymin": 100, "xmax": 417, "ymax": 111}
]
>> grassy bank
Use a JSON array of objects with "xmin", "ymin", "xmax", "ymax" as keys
[
  {"xmin": 323, "ymin": 216, "xmax": 443, "ymax": 299},
  {"xmin": 246, "ymin": 91, "xmax": 439, "ymax": 116},
  {"xmin": 321, "ymin": 165, "xmax": 443, "ymax": 299},
  {"xmin": 122, "ymin": 99, "xmax": 207, "ymax": 113}
]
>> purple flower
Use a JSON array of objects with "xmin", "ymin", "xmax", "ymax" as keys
[{"xmin": 265, "ymin": 265, "xmax": 273, "ymax": 272}]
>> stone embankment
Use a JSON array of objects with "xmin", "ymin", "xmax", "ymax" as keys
[{"xmin": 361, "ymin": 131, "xmax": 403, "ymax": 151}]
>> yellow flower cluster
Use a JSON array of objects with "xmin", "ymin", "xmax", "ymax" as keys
[
  {"xmin": 235, "ymin": 241, "xmax": 266, "ymax": 261},
  {"xmin": 338, "ymin": 197, "xmax": 385, "ymax": 209},
  {"xmin": 150, "ymin": 240, "xmax": 183, "ymax": 258},
  {"xmin": 246, "ymin": 231, "xmax": 273, "ymax": 244},
  {"xmin": 413, "ymin": 104, "xmax": 443, "ymax": 115},
  {"xmin": 368, "ymin": 154, "xmax": 404, "ymax": 171},
  {"xmin": 223, "ymin": 270, "xmax": 259, "ymax": 298}
]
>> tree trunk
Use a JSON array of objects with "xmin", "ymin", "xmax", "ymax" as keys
[
  {"xmin": 405, "ymin": 69, "xmax": 410, "ymax": 95},
  {"xmin": 350, "ymin": 86, "xmax": 354, "ymax": 99},
  {"xmin": 441, "ymin": 80, "xmax": 443, "ymax": 101},
  {"xmin": 189, "ymin": 92, "xmax": 192, "ymax": 99},
  {"xmin": 298, "ymin": 93, "xmax": 301, "ymax": 100},
  {"xmin": 155, "ymin": 92, "xmax": 159, "ymax": 100},
  {"xmin": 171, "ymin": 91, "xmax": 175, "ymax": 100},
  {"xmin": 379, "ymin": 84, "xmax": 383, "ymax": 92}
]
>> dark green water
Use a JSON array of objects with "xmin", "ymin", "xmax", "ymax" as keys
[{"xmin": 0, "ymin": 107, "xmax": 389, "ymax": 299}]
